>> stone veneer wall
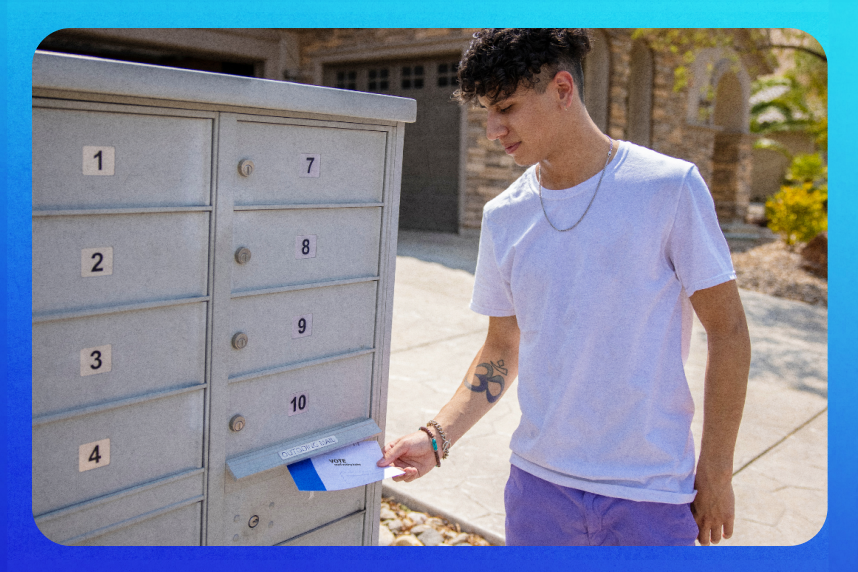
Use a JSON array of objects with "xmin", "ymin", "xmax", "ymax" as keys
[{"xmin": 295, "ymin": 28, "xmax": 752, "ymax": 230}]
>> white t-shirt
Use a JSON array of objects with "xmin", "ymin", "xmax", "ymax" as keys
[{"xmin": 469, "ymin": 141, "xmax": 736, "ymax": 504}]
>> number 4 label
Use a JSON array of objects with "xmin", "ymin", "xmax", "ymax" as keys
[
  {"xmin": 299, "ymin": 154, "xmax": 320, "ymax": 178},
  {"xmin": 79, "ymin": 438, "xmax": 110, "ymax": 472}
]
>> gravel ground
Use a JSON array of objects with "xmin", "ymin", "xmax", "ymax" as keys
[
  {"xmin": 728, "ymin": 238, "xmax": 827, "ymax": 307},
  {"xmin": 379, "ymin": 497, "xmax": 495, "ymax": 546}
]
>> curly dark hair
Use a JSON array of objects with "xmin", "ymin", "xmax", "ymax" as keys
[{"xmin": 454, "ymin": 29, "xmax": 592, "ymax": 105}]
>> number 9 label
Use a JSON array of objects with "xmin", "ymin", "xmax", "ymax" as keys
[{"xmin": 292, "ymin": 314, "xmax": 313, "ymax": 339}]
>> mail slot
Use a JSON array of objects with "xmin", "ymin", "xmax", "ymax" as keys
[
  {"xmin": 32, "ymin": 302, "xmax": 208, "ymax": 418},
  {"xmin": 227, "ymin": 281, "xmax": 377, "ymax": 379},
  {"xmin": 32, "ymin": 107, "xmax": 213, "ymax": 209},
  {"xmin": 231, "ymin": 207, "xmax": 382, "ymax": 292},
  {"xmin": 233, "ymin": 120, "xmax": 386, "ymax": 206},
  {"xmin": 32, "ymin": 212, "xmax": 209, "ymax": 315}
]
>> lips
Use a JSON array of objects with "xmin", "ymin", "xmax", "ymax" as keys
[{"xmin": 504, "ymin": 142, "xmax": 520, "ymax": 154}]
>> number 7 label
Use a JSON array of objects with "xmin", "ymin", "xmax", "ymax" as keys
[{"xmin": 299, "ymin": 154, "xmax": 321, "ymax": 178}]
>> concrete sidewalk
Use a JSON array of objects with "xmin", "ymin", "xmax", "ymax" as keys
[{"xmin": 382, "ymin": 230, "xmax": 827, "ymax": 547}]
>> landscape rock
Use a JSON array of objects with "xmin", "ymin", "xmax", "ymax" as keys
[
  {"xmin": 415, "ymin": 527, "xmax": 444, "ymax": 546},
  {"xmin": 409, "ymin": 524, "xmax": 431, "ymax": 535},
  {"xmin": 378, "ymin": 525, "xmax": 395, "ymax": 546},
  {"xmin": 449, "ymin": 532, "xmax": 471, "ymax": 545},
  {"xmin": 800, "ymin": 231, "xmax": 827, "ymax": 278},
  {"xmin": 379, "ymin": 507, "xmax": 397, "ymax": 520},
  {"xmin": 409, "ymin": 512, "xmax": 428, "ymax": 525},
  {"xmin": 393, "ymin": 534, "xmax": 423, "ymax": 546},
  {"xmin": 386, "ymin": 518, "xmax": 405, "ymax": 534}
]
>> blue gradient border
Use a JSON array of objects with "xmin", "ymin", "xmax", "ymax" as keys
[{"xmin": 4, "ymin": 1, "xmax": 853, "ymax": 571}]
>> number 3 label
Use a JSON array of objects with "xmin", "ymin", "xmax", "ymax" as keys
[
  {"xmin": 292, "ymin": 314, "xmax": 313, "ymax": 339},
  {"xmin": 299, "ymin": 154, "xmax": 320, "ymax": 178},
  {"xmin": 81, "ymin": 247, "xmax": 113, "ymax": 277},
  {"xmin": 79, "ymin": 438, "xmax": 110, "ymax": 472},
  {"xmin": 83, "ymin": 146, "xmax": 115, "ymax": 176},
  {"xmin": 80, "ymin": 344, "xmax": 112, "ymax": 377}
]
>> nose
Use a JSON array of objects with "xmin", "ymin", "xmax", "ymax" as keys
[{"xmin": 485, "ymin": 111, "xmax": 507, "ymax": 141}]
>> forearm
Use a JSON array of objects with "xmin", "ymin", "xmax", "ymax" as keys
[
  {"xmin": 431, "ymin": 337, "xmax": 519, "ymax": 447},
  {"xmin": 698, "ymin": 325, "xmax": 751, "ymax": 474}
]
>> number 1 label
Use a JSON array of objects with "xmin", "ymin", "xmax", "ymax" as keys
[
  {"xmin": 299, "ymin": 154, "xmax": 320, "ymax": 178},
  {"xmin": 82, "ymin": 146, "xmax": 115, "ymax": 176},
  {"xmin": 79, "ymin": 438, "xmax": 110, "ymax": 472}
]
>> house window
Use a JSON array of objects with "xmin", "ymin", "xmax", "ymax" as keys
[
  {"xmin": 437, "ymin": 61, "xmax": 459, "ymax": 87},
  {"xmin": 401, "ymin": 65, "xmax": 424, "ymax": 89},
  {"xmin": 368, "ymin": 68, "xmax": 389, "ymax": 92},
  {"xmin": 336, "ymin": 70, "xmax": 357, "ymax": 90}
]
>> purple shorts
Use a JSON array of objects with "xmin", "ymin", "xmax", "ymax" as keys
[{"xmin": 504, "ymin": 465, "xmax": 699, "ymax": 546}]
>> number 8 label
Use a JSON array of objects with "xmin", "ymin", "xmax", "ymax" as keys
[{"xmin": 295, "ymin": 235, "xmax": 316, "ymax": 259}]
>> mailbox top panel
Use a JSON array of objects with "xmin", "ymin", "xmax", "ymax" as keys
[{"xmin": 33, "ymin": 51, "xmax": 417, "ymax": 124}]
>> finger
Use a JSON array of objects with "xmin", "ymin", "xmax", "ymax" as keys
[
  {"xmin": 377, "ymin": 439, "xmax": 406, "ymax": 466},
  {"xmin": 709, "ymin": 524, "xmax": 722, "ymax": 544},
  {"xmin": 723, "ymin": 517, "xmax": 734, "ymax": 539},
  {"xmin": 697, "ymin": 525, "xmax": 710, "ymax": 546}
]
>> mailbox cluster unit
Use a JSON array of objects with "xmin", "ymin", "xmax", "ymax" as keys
[{"xmin": 31, "ymin": 51, "xmax": 415, "ymax": 546}]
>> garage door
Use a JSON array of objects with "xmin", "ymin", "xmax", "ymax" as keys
[{"xmin": 325, "ymin": 58, "xmax": 462, "ymax": 233}]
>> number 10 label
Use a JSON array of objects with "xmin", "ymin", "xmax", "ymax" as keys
[{"xmin": 299, "ymin": 154, "xmax": 321, "ymax": 178}]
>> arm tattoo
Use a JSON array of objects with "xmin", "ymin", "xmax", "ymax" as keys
[{"xmin": 465, "ymin": 359, "xmax": 508, "ymax": 403}]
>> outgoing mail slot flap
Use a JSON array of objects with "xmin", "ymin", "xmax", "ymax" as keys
[{"xmin": 225, "ymin": 418, "xmax": 380, "ymax": 481}]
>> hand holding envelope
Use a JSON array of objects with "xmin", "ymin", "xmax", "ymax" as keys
[{"xmin": 288, "ymin": 440, "xmax": 405, "ymax": 491}]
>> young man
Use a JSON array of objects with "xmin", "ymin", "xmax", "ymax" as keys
[{"xmin": 377, "ymin": 29, "xmax": 751, "ymax": 547}]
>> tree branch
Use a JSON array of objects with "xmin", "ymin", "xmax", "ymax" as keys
[{"xmin": 757, "ymin": 44, "xmax": 827, "ymax": 62}]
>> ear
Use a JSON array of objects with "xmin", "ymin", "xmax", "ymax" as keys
[{"xmin": 552, "ymin": 70, "xmax": 577, "ymax": 110}]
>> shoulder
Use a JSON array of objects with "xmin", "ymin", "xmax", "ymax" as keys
[
  {"xmin": 482, "ymin": 166, "xmax": 538, "ymax": 223},
  {"xmin": 615, "ymin": 142, "xmax": 697, "ymax": 186}
]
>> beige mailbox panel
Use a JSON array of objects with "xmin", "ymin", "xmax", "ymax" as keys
[
  {"xmin": 233, "ymin": 121, "xmax": 386, "ymax": 206},
  {"xmin": 73, "ymin": 502, "xmax": 202, "ymax": 546},
  {"xmin": 227, "ymin": 281, "xmax": 377, "ymax": 379},
  {"xmin": 33, "ymin": 302, "xmax": 207, "ymax": 417},
  {"xmin": 231, "ymin": 207, "xmax": 382, "ymax": 292},
  {"xmin": 277, "ymin": 512, "xmax": 365, "ymax": 546},
  {"xmin": 32, "ymin": 107, "xmax": 212, "ymax": 209},
  {"xmin": 226, "ymin": 353, "xmax": 373, "ymax": 457},
  {"xmin": 32, "ymin": 213, "xmax": 210, "ymax": 315},
  {"xmin": 222, "ymin": 464, "xmax": 366, "ymax": 546},
  {"xmin": 32, "ymin": 390, "xmax": 204, "ymax": 515}
]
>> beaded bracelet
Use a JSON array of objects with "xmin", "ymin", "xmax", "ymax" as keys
[
  {"xmin": 427, "ymin": 420, "xmax": 451, "ymax": 460},
  {"xmin": 418, "ymin": 426, "xmax": 441, "ymax": 467}
]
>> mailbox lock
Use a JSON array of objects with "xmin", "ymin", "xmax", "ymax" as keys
[
  {"xmin": 235, "ymin": 247, "xmax": 252, "ymax": 265},
  {"xmin": 229, "ymin": 414, "xmax": 246, "ymax": 432},
  {"xmin": 248, "ymin": 515, "xmax": 260, "ymax": 528},
  {"xmin": 238, "ymin": 159, "xmax": 255, "ymax": 177},
  {"xmin": 232, "ymin": 332, "xmax": 248, "ymax": 350}
]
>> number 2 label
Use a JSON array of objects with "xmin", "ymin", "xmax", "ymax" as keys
[
  {"xmin": 299, "ymin": 154, "xmax": 320, "ymax": 178},
  {"xmin": 292, "ymin": 314, "xmax": 313, "ymax": 339},
  {"xmin": 81, "ymin": 247, "xmax": 113, "ymax": 277},
  {"xmin": 79, "ymin": 438, "xmax": 110, "ymax": 472}
]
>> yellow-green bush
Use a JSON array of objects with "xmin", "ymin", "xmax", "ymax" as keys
[{"xmin": 765, "ymin": 182, "xmax": 827, "ymax": 245}]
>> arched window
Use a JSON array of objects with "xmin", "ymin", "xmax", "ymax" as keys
[
  {"xmin": 583, "ymin": 29, "xmax": 610, "ymax": 132},
  {"xmin": 627, "ymin": 39, "xmax": 653, "ymax": 147}
]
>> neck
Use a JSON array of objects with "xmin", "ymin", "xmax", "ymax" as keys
[{"xmin": 537, "ymin": 117, "xmax": 616, "ymax": 190}]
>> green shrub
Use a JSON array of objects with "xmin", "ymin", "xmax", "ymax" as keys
[{"xmin": 765, "ymin": 182, "xmax": 827, "ymax": 245}]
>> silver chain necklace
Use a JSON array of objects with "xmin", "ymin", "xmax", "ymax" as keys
[{"xmin": 537, "ymin": 137, "xmax": 614, "ymax": 232}]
